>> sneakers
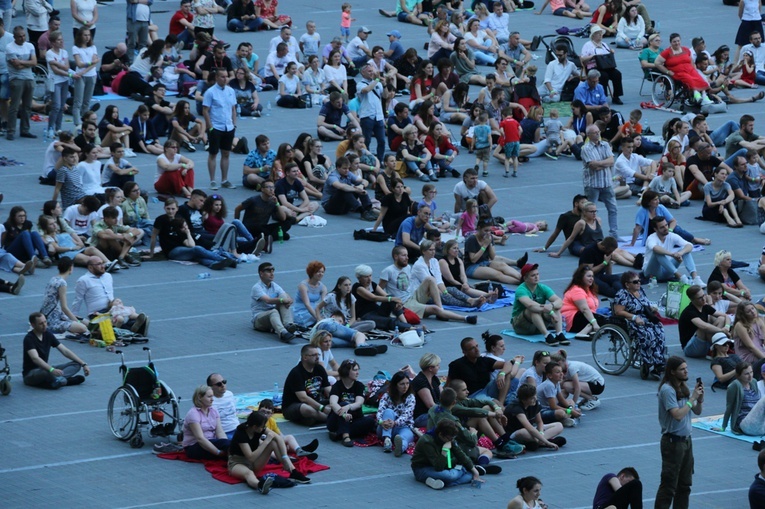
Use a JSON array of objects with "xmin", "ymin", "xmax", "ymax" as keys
[
  {"xmin": 383, "ymin": 437, "xmax": 392, "ymax": 453},
  {"xmin": 354, "ymin": 345, "xmax": 378, "ymax": 356},
  {"xmin": 182, "ymin": 140, "xmax": 196, "ymax": 152},
  {"xmin": 515, "ymin": 252, "xmax": 529, "ymax": 268},
  {"xmin": 289, "ymin": 470, "xmax": 311, "ymax": 484},
  {"xmin": 543, "ymin": 151, "xmax": 558, "ymax": 160},
  {"xmin": 555, "ymin": 332, "xmax": 570, "ymax": 345},
  {"xmin": 210, "ymin": 180, "xmax": 219, "ymax": 190},
  {"xmin": 545, "ymin": 333, "xmax": 561, "ymax": 346},
  {"xmin": 51, "ymin": 376, "xmax": 68, "ymax": 389},
  {"xmin": 475, "ymin": 464, "xmax": 502, "ymax": 475},
  {"xmin": 210, "ymin": 259, "xmax": 229, "ymax": 270},
  {"xmin": 361, "ymin": 209, "xmax": 378, "ymax": 222},
  {"xmin": 300, "ymin": 438, "xmax": 319, "ymax": 453},
  {"xmin": 10, "ymin": 275, "xmax": 24, "ymax": 295},
  {"xmin": 131, "ymin": 313, "xmax": 147, "ymax": 334},
  {"xmin": 549, "ymin": 436, "xmax": 567, "ymax": 447},
  {"xmin": 691, "ymin": 275, "xmax": 707, "ymax": 288},
  {"xmin": 279, "ymin": 330, "xmax": 295, "ymax": 343},
  {"xmin": 465, "ymin": 315, "xmax": 477, "ymax": 324},
  {"xmin": 393, "ymin": 435, "xmax": 403, "ymax": 457},
  {"xmin": 105, "ymin": 259, "xmax": 121, "ymax": 273},
  {"xmin": 425, "ymin": 477, "xmax": 445, "ymax": 490},
  {"xmin": 124, "ymin": 254, "xmax": 142, "ymax": 267},
  {"xmin": 257, "ymin": 476, "xmax": 274, "ymax": 494},
  {"xmin": 679, "ymin": 274, "xmax": 692, "ymax": 286},
  {"xmin": 451, "ymin": 169, "xmax": 461, "ymax": 178},
  {"xmin": 418, "ymin": 174, "xmax": 431, "ymax": 182},
  {"xmin": 562, "ymin": 417, "xmax": 576, "ymax": 427},
  {"xmin": 19, "ymin": 259, "xmax": 35, "ymax": 275},
  {"xmin": 221, "ymin": 180, "xmax": 237, "ymax": 189},
  {"xmin": 67, "ymin": 375, "xmax": 86, "ymax": 386},
  {"xmin": 580, "ymin": 398, "xmax": 601, "ymax": 411},
  {"xmin": 428, "ymin": 173, "xmax": 439, "ymax": 182},
  {"xmin": 124, "ymin": 148, "xmax": 137, "ymax": 158},
  {"xmin": 116, "ymin": 258, "xmax": 131, "ymax": 270},
  {"xmin": 153, "ymin": 442, "xmax": 184, "ymax": 454},
  {"xmin": 253, "ymin": 235, "xmax": 266, "ymax": 256}
]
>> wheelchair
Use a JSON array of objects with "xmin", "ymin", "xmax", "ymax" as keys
[
  {"xmin": 33, "ymin": 64, "xmax": 49, "ymax": 103},
  {"xmin": 0, "ymin": 343, "xmax": 11, "ymax": 395},
  {"xmin": 107, "ymin": 347, "xmax": 182, "ymax": 448},
  {"xmin": 649, "ymin": 71, "xmax": 695, "ymax": 111},
  {"xmin": 590, "ymin": 303, "xmax": 640, "ymax": 377}
]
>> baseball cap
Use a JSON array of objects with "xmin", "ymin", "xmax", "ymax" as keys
[
  {"xmin": 521, "ymin": 263, "xmax": 539, "ymax": 279},
  {"xmin": 386, "ymin": 30, "xmax": 402, "ymax": 39},
  {"xmin": 359, "ymin": 26, "xmax": 372, "ymax": 34}
]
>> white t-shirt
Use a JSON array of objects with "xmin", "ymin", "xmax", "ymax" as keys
[
  {"xmin": 102, "ymin": 157, "xmax": 130, "ymax": 185},
  {"xmin": 347, "ymin": 36, "xmax": 368, "ymax": 60},
  {"xmin": 300, "ymin": 32, "xmax": 321, "ymax": 57},
  {"xmin": 614, "ymin": 152, "xmax": 652, "ymax": 183},
  {"xmin": 453, "ymin": 180, "xmax": 488, "ymax": 210},
  {"xmin": 155, "ymin": 153, "xmax": 181, "ymax": 183},
  {"xmin": 411, "ymin": 256, "xmax": 444, "ymax": 288},
  {"xmin": 63, "ymin": 204, "xmax": 98, "ymax": 235},
  {"xmin": 97, "ymin": 203, "xmax": 123, "ymax": 224},
  {"xmin": 644, "ymin": 231, "xmax": 690, "ymax": 269},
  {"xmin": 72, "ymin": 45, "xmax": 99, "ymax": 77},
  {"xmin": 323, "ymin": 64, "xmax": 347, "ymax": 87},
  {"xmin": 46, "ymin": 49, "xmax": 70, "ymax": 85},
  {"xmin": 565, "ymin": 360, "xmax": 605, "ymax": 385},
  {"xmin": 135, "ymin": 3, "xmax": 151, "ymax": 21},
  {"xmin": 43, "ymin": 142, "xmax": 61, "ymax": 177},
  {"xmin": 380, "ymin": 263, "xmax": 415, "ymax": 301},
  {"xmin": 278, "ymin": 74, "xmax": 301, "ymax": 97},
  {"xmin": 79, "ymin": 160, "xmax": 105, "ymax": 194},
  {"xmin": 212, "ymin": 390, "xmax": 239, "ymax": 433}
]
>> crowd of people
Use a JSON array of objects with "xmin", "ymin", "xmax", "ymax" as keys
[{"xmin": 4, "ymin": 0, "xmax": 765, "ymax": 506}]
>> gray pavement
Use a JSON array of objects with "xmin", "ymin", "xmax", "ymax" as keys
[{"xmin": 0, "ymin": 0, "xmax": 762, "ymax": 507}]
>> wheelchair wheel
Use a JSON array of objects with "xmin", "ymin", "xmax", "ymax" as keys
[
  {"xmin": 108, "ymin": 386, "xmax": 139, "ymax": 441},
  {"xmin": 0, "ymin": 378, "xmax": 10, "ymax": 396},
  {"xmin": 592, "ymin": 324, "xmax": 633, "ymax": 375},
  {"xmin": 33, "ymin": 64, "xmax": 49, "ymax": 103},
  {"xmin": 651, "ymin": 74, "xmax": 676, "ymax": 108}
]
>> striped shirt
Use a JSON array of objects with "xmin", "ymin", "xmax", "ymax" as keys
[{"xmin": 581, "ymin": 139, "xmax": 614, "ymax": 189}]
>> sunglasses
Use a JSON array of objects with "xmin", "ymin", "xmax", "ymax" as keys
[
  {"xmin": 214, "ymin": 380, "xmax": 227, "ymax": 386},
  {"xmin": 630, "ymin": 280, "xmax": 641, "ymax": 284}
]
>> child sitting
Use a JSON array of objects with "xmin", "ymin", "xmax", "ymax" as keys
[
  {"xmin": 744, "ymin": 149, "xmax": 764, "ymax": 198},
  {"xmin": 544, "ymin": 108, "xmax": 572, "ymax": 158},
  {"xmin": 455, "ymin": 199, "xmax": 479, "ymax": 237},
  {"xmin": 648, "ymin": 163, "xmax": 691, "ymax": 208}
]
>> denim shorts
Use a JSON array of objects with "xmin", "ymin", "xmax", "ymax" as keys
[
  {"xmin": 503, "ymin": 141, "xmax": 520, "ymax": 158},
  {"xmin": 465, "ymin": 260, "xmax": 490, "ymax": 278}
]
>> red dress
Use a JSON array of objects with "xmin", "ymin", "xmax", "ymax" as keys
[
  {"xmin": 255, "ymin": 0, "xmax": 291, "ymax": 26},
  {"xmin": 660, "ymin": 47, "xmax": 709, "ymax": 91},
  {"xmin": 741, "ymin": 63, "xmax": 756, "ymax": 85}
]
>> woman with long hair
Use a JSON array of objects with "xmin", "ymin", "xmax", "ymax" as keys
[
  {"xmin": 231, "ymin": 67, "xmax": 262, "ymax": 117},
  {"xmin": 122, "ymin": 39, "xmax": 165, "ymax": 99},
  {"xmin": 45, "ymin": 31, "xmax": 72, "ymax": 138},
  {"xmin": 376, "ymin": 371, "xmax": 416, "ymax": 456},
  {"xmin": 720, "ymin": 362, "xmax": 765, "ymax": 436},
  {"xmin": 410, "ymin": 60, "xmax": 437, "ymax": 110},
  {"xmin": 71, "ymin": 28, "xmax": 99, "ymax": 131},
  {"xmin": 324, "ymin": 49, "xmax": 350, "ymax": 100},
  {"xmin": 170, "ymin": 100, "xmax": 208, "ymax": 152},
  {"xmin": 615, "ymin": 5, "xmax": 646, "ymax": 49},
  {"xmin": 98, "ymin": 105, "xmax": 134, "ymax": 156},
  {"xmin": 277, "ymin": 61, "xmax": 304, "ymax": 109},
  {"xmin": 2, "ymin": 206, "xmax": 51, "ymax": 266},
  {"xmin": 201, "ymin": 193, "xmax": 255, "ymax": 258},
  {"xmin": 507, "ymin": 476, "xmax": 546, "ymax": 509},
  {"xmin": 629, "ymin": 190, "xmax": 708, "ymax": 247},
  {"xmin": 301, "ymin": 138, "xmax": 331, "ymax": 189},
  {"xmin": 316, "ymin": 276, "xmax": 375, "ymax": 331},
  {"xmin": 326, "ymin": 359, "xmax": 377, "ymax": 447},
  {"xmin": 425, "ymin": 122, "xmax": 459, "ymax": 178},
  {"xmin": 40, "ymin": 258, "xmax": 91, "ymax": 335},
  {"xmin": 130, "ymin": 104, "xmax": 164, "ymax": 155},
  {"xmin": 733, "ymin": 302, "xmax": 765, "ymax": 378},
  {"xmin": 561, "ymin": 265, "xmax": 603, "ymax": 338},
  {"xmin": 438, "ymin": 239, "xmax": 497, "ymax": 302}
]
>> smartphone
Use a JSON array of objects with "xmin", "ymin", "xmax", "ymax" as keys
[{"xmin": 696, "ymin": 377, "xmax": 703, "ymax": 386}]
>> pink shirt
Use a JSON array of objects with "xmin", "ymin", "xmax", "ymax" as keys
[
  {"xmin": 182, "ymin": 406, "xmax": 221, "ymax": 447},
  {"xmin": 561, "ymin": 285, "xmax": 599, "ymax": 331},
  {"xmin": 341, "ymin": 11, "xmax": 351, "ymax": 28},
  {"xmin": 460, "ymin": 211, "xmax": 477, "ymax": 236}
]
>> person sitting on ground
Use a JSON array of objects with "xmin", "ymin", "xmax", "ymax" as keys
[
  {"xmin": 411, "ymin": 419, "xmax": 483, "ymax": 491},
  {"xmin": 750, "ymin": 450, "xmax": 765, "ymax": 505},
  {"xmin": 317, "ymin": 92, "xmax": 360, "ymax": 142},
  {"xmin": 733, "ymin": 301, "xmax": 765, "ymax": 379},
  {"xmin": 507, "ymin": 476, "xmax": 548, "ymax": 509},
  {"xmin": 707, "ymin": 280, "xmax": 741, "ymax": 319},
  {"xmin": 592, "ymin": 466, "xmax": 644, "ymax": 509},
  {"xmin": 257, "ymin": 399, "xmax": 320, "ymax": 459},
  {"xmin": 351, "ymin": 264, "xmax": 412, "ymax": 332},
  {"xmin": 578, "ymin": 237, "xmax": 625, "ymax": 300},
  {"xmin": 702, "ymin": 167, "xmax": 744, "ymax": 228},
  {"xmin": 376, "ymin": 371, "xmax": 416, "ymax": 456},
  {"xmin": 88, "ymin": 207, "xmax": 143, "ymax": 268},
  {"xmin": 2, "ymin": 207, "xmax": 52, "ymax": 267},
  {"xmin": 413, "ymin": 239, "xmax": 485, "ymax": 309},
  {"xmin": 155, "ymin": 140, "xmax": 195, "ymax": 199},
  {"xmin": 537, "ymin": 194, "xmax": 588, "ymax": 254},
  {"xmin": 551, "ymin": 350, "xmax": 605, "ymax": 411},
  {"xmin": 439, "ymin": 239, "xmax": 498, "ymax": 303},
  {"xmin": 206, "ymin": 373, "xmax": 239, "ymax": 440},
  {"xmin": 503, "ymin": 383, "xmax": 566, "ymax": 453},
  {"xmin": 227, "ymin": 412, "xmax": 291, "ymax": 495},
  {"xmin": 537, "ymin": 361, "xmax": 582, "ymax": 427},
  {"xmin": 22, "ymin": 312, "xmax": 90, "ymax": 389},
  {"xmin": 463, "ymin": 219, "xmax": 525, "ymax": 286},
  {"xmin": 412, "ymin": 353, "xmax": 442, "ymax": 427},
  {"xmin": 242, "ymin": 134, "xmax": 276, "ymax": 190},
  {"xmin": 292, "ymin": 260, "xmax": 327, "ymax": 328},
  {"xmin": 629, "ymin": 190, "xmax": 708, "ymax": 247},
  {"xmin": 679, "ymin": 285, "xmax": 731, "ymax": 359},
  {"xmin": 250, "ymin": 262, "xmax": 297, "ymax": 343},
  {"xmin": 282, "ymin": 344, "xmax": 331, "ymax": 425},
  {"xmin": 372, "ymin": 177, "xmax": 413, "ymax": 238},
  {"xmin": 446, "ymin": 336, "xmax": 519, "ymax": 405},
  {"xmin": 315, "ymin": 276, "xmax": 375, "ymax": 331},
  {"xmin": 311, "ymin": 310, "xmax": 383, "ymax": 357},
  {"xmin": 379, "ymin": 245, "xmax": 477, "ymax": 325},
  {"xmin": 719, "ymin": 361, "xmax": 765, "ymax": 438},
  {"xmin": 708, "ymin": 250, "xmax": 751, "ymax": 301},
  {"xmin": 448, "ymin": 379, "xmax": 515, "ymax": 455},
  {"xmin": 38, "ymin": 215, "xmax": 111, "ymax": 269},
  {"xmin": 306, "ymin": 330, "xmax": 339, "ymax": 383},
  {"xmin": 511, "ymin": 263, "xmax": 568, "ymax": 346},
  {"xmin": 182, "ymin": 385, "xmax": 230, "ymax": 460},
  {"xmin": 561, "ymin": 264, "xmax": 605, "ymax": 338},
  {"xmin": 710, "ymin": 333, "xmax": 742, "ymax": 390},
  {"xmin": 614, "ymin": 271, "xmax": 668, "ymax": 380},
  {"xmin": 453, "ymin": 167, "xmax": 498, "ymax": 213},
  {"xmin": 275, "ymin": 163, "xmax": 320, "ymax": 222},
  {"xmin": 643, "ymin": 216, "xmax": 705, "ymax": 285},
  {"xmin": 234, "ymin": 181, "xmax": 292, "ymax": 248},
  {"xmin": 326, "ymin": 359, "xmax": 377, "ymax": 447},
  {"xmin": 321, "ymin": 156, "xmax": 377, "ymax": 221},
  {"xmin": 614, "ymin": 136, "xmax": 656, "ymax": 197}
]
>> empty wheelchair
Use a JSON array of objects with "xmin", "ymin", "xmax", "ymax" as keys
[
  {"xmin": 591, "ymin": 304, "xmax": 639, "ymax": 376},
  {"xmin": 0, "ymin": 342, "xmax": 11, "ymax": 395},
  {"xmin": 33, "ymin": 64, "xmax": 50, "ymax": 102},
  {"xmin": 107, "ymin": 347, "xmax": 182, "ymax": 448}
]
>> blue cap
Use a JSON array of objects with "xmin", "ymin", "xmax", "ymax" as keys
[{"xmin": 386, "ymin": 30, "xmax": 402, "ymax": 39}]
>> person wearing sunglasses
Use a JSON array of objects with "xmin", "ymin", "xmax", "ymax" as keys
[
  {"xmin": 250, "ymin": 262, "xmax": 297, "ymax": 343},
  {"xmin": 207, "ymin": 373, "xmax": 239, "ymax": 439}
]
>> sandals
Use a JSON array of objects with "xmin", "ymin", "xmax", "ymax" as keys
[{"xmin": 342, "ymin": 437, "xmax": 354, "ymax": 448}]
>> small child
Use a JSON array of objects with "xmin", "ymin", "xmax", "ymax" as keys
[
  {"xmin": 340, "ymin": 3, "xmax": 355, "ymax": 43},
  {"xmin": 648, "ymin": 164, "xmax": 691, "ymax": 208},
  {"xmin": 499, "ymin": 106, "xmax": 522, "ymax": 177},
  {"xmin": 426, "ymin": 387, "xmax": 496, "ymax": 464},
  {"xmin": 162, "ymin": 35, "xmax": 181, "ymax": 63},
  {"xmin": 455, "ymin": 199, "xmax": 479, "ymax": 236},
  {"xmin": 744, "ymin": 149, "xmax": 764, "ymax": 198},
  {"xmin": 299, "ymin": 20, "xmax": 322, "ymax": 62},
  {"xmin": 506, "ymin": 219, "xmax": 548, "ymax": 234},
  {"xmin": 732, "ymin": 50, "xmax": 757, "ymax": 88},
  {"xmin": 418, "ymin": 183, "xmax": 439, "ymax": 217},
  {"xmin": 545, "ymin": 108, "xmax": 572, "ymax": 158},
  {"xmin": 108, "ymin": 298, "xmax": 140, "ymax": 327},
  {"xmin": 471, "ymin": 112, "xmax": 492, "ymax": 176}
]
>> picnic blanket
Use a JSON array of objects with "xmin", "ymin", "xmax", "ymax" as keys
[
  {"xmin": 618, "ymin": 237, "xmax": 705, "ymax": 256},
  {"xmin": 500, "ymin": 329, "xmax": 577, "ymax": 343},
  {"xmin": 235, "ymin": 391, "xmax": 286, "ymax": 421},
  {"xmin": 157, "ymin": 450, "xmax": 329, "ymax": 484},
  {"xmin": 692, "ymin": 414, "xmax": 765, "ymax": 443},
  {"xmin": 443, "ymin": 291, "xmax": 514, "ymax": 313}
]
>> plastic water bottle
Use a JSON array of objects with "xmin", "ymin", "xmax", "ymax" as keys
[
  {"xmin": 394, "ymin": 325, "xmax": 400, "ymax": 339},
  {"xmin": 266, "ymin": 101, "xmax": 272, "ymax": 116},
  {"xmin": 273, "ymin": 382, "xmax": 282, "ymax": 405},
  {"xmin": 197, "ymin": 272, "xmax": 211, "ymax": 279},
  {"xmin": 42, "ymin": 129, "xmax": 48, "ymax": 143},
  {"xmin": 236, "ymin": 103, "xmax": 241, "ymax": 117},
  {"xmin": 278, "ymin": 226, "xmax": 284, "ymax": 244},
  {"xmin": 649, "ymin": 277, "xmax": 658, "ymax": 290}
]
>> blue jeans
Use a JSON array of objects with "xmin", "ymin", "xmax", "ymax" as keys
[
  {"xmin": 176, "ymin": 29, "xmax": 195, "ymax": 49},
  {"xmin": 433, "ymin": 149, "xmax": 456, "ymax": 173},
  {"xmin": 405, "ymin": 160, "xmax": 433, "ymax": 175},
  {"xmin": 360, "ymin": 117, "xmax": 387, "ymax": 163},
  {"xmin": 377, "ymin": 409, "xmax": 415, "ymax": 451},
  {"xmin": 585, "ymin": 186, "xmax": 619, "ymax": 238},
  {"xmin": 49, "ymin": 81, "xmax": 69, "ymax": 132},
  {"xmin": 643, "ymin": 252, "xmax": 696, "ymax": 281},
  {"xmin": 7, "ymin": 230, "xmax": 47, "ymax": 261},
  {"xmin": 413, "ymin": 465, "xmax": 473, "ymax": 487},
  {"xmin": 724, "ymin": 148, "xmax": 748, "ymax": 169},
  {"xmin": 710, "ymin": 120, "xmax": 739, "ymax": 146},
  {"xmin": 683, "ymin": 334, "xmax": 711, "ymax": 358},
  {"xmin": 227, "ymin": 18, "xmax": 263, "ymax": 32},
  {"xmin": 232, "ymin": 219, "xmax": 254, "ymax": 243},
  {"xmin": 314, "ymin": 319, "xmax": 357, "ymax": 346},
  {"xmin": 473, "ymin": 49, "xmax": 497, "ymax": 65},
  {"xmin": 470, "ymin": 377, "xmax": 518, "ymax": 406},
  {"xmin": 755, "ymin": 71, "xmax": 765, "ymax": 86},
  {"xmin": 168, "ymin": 245, "xmax": 225, "ymax": 267}
]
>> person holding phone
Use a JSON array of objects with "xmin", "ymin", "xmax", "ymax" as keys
[{"xmin": 655, "ymin": 356, "xmax": 704, "ymax": 509}]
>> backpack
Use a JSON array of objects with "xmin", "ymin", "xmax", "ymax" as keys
[{"xmin": 353, "ymin": 229, "xmax": 390, "ymax": 242}]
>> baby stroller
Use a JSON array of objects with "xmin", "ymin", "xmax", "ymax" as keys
[
  {"xmin": 0, "ymin": 343, "xmax": 11, "ymax": 395},
  {"xmin": 107, "ymin": 347, "xmax": 182, "ymax": 448},
  {"xmin": 540, "ymin": 34, "xmax": 582, "ymax": 69}
]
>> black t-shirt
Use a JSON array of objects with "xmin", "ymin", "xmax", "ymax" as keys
[
  {"xmin": 352, "ymin": 281, "xmax": 381, "ymax": 318},
  {"xmin": 555, "ymin": 210, "xmax": 581, "ymax": 240},
  {"xmin": 227, "ymin": 0, "xmax": 256, "ymax": 22},
  {"xmin": 707, "ymin": 266, "xmax": 741, "ymax": 288},
  {"xmin": 239, "ymin": 195, "xmax": 277, "ymax": 232},
  {"xmin": 98, "ymin": 118, "xmax": 125, "ymax": 141},
  {"xmin": 152, "ymin": 214, "xmax": 184, "ymax": 255},
  {"xmin": 74, "ymin": 134, "xmax": 97, "ymax": 160},
  {"xmin": 199, "ymin": 53, "xmax": 234, "ymax": 75},
  {"xmin": 678, "ymin": 303, "xmax": 717, "ymax": 348},
  {"xmin": 447, "ymin": 355, "xmax": 497, "ymax": 395},
  {"xmin": 101, "ymin": 50, "xmax": 130, "ymax": 82},
  {"xmin": 579, "ymin": 242, "xmax": 605, "ymax": 268},
  {"xmin": 463, "ymin": 234, "xmax": 490, "ymax": 266},
  {"xmin": 282, "ymin": 362, "xmax": 330, "ymax": 409},
  {"xmin": 684, "ymin": 154, "xmax": 722, "ymax": 187},
  {"xmin": 503, "ymin": 399, "xmax": 541, "ymax": 434},
  {"xmin": 144, "ymin": 96, "xmax": 171, "ymax": 120},
  {"xmin": 177, "ymin": 203, "xmax": 205, "ymax": 233},
  {"xmin": 22, "ymin": 330, "xmax": 60, "ymax": 377},
  {"xmin": 229, "ymin": 423, "xmax": 260, "ymax": 456},
  {"xmin": 380, "ymin": 192, "xmax": 412, "ymax": 234},
  {"xmin": 711, "ymin": 354, "xmax": 743, "ymax": 385},
  {"xmin": 329, "ymin": 379, "xmax": 366, "ymax": 419},
  {"xmin": 411, "ymin": 371, "xmax": 441, "ymax": 418},
  {"xmin": 386, "ymin": 114, "xmax": 412, "ymax": 140},
  {"xmin": 275, "ymin": 177, "xmax": 305, "ymax": 204}
]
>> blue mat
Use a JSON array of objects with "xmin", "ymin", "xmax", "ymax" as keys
[
  {"xmin": 692, "ymin": 414, "xmax": 764, "ymax": 442},
  {"xmin": 95, "ymin": 90, "xmax": 179, "ymax": 102},
  {"xmin": 235, "ymin": 390, "xmax": 284, "ymax": 421},
  {"xmin": 442, "ymin": 289, "xmax": 514, "ymax": 313},
  {"xmin": 500, "ymin": 328, "xmax": 577, "ymax": 343}
]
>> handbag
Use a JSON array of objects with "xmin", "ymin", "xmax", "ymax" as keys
[{"xmin": 594, "ymin": 52, "xmax": 617, "ymax": 70}]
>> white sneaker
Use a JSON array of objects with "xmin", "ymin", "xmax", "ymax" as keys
[
  {"xmin": 210, "ymin": 180, "xmax": 219, "ymax": 190},
  {"xmin": 580, "ymin": 399, "xmax": 601, "ymax": 411},
  {"xmin": 679, "ymin": 274, "xmax": 692, "ymax": 286},
  {"xmin": 562, "ymin": 417, "xmax": 576, "ymax": 427},
  {"xmin": 221, "ymin": 180, "xmax": 237, "ymax": 189},
  {"xmin": 124, "ymin": 148, "xmax": 137, "ymax": 158},
  {"xmin": 692, "ymin": 276, "xmax": 707, "ymax": 288},
  {"xmin": 701, "ymin": 95, "xmax": 714, "ymax": 106},
  {"xmin": 425, "ymin": 477, "xmax": 445, "ymax": 490}
]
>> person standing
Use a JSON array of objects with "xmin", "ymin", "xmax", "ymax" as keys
[
  {"xmin": 203, "ymin": 68, "xmax": 237, "ymax": 190},
  {"xmin": 654, "ymin": 356, "xmax": 704, "ymax": 509},
  {"xmin": 126, "ymin": 0, "xmax": 152, "ymax": 62},
  {"xmin": 356, "ymin": 63, "xmax": 387, "ymax": 163},
  {"xmin": 5, "ymin": 26, "xmax": 37, "ymax": 141},
  {"xmin": 581, "ymin": 124, "xmax": 618, "ymax": 238}
]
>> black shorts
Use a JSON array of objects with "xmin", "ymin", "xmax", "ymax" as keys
[{"xmin": 208, "ymin": 128, "xmax": 235, "ymax": 155}]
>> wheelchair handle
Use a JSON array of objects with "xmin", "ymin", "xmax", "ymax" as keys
[{"xmin": 143, "ymin": 347, "xmax": 152, "ymax": 363}]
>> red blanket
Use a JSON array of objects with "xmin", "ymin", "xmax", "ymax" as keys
[{"xmin": 156, "ymin": 451, "xmax": 329, "ymax": 485}]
